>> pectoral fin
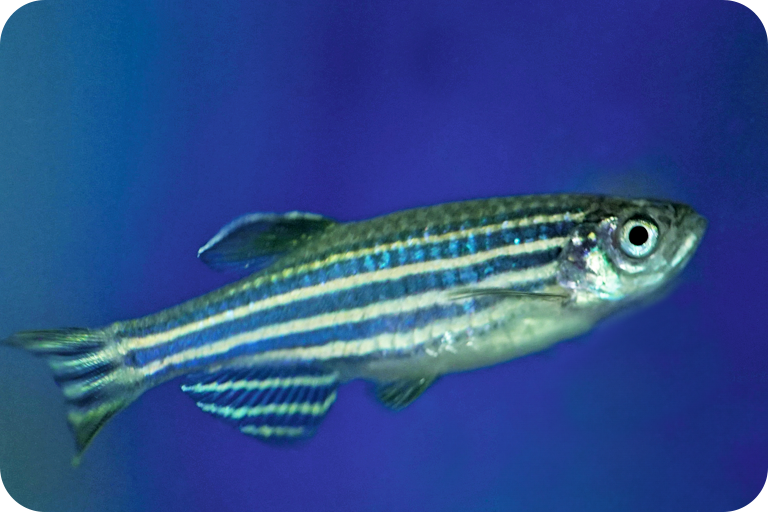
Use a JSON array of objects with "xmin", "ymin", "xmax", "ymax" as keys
[
  {"xmin": 181, "ymin": 364, "xmax": 339, "ymax": 441},
  {"xmin": 448, "ymin": 287, "xmax": 568, "ymax": 302},
  {"xmin": 198, "ymin": 212, "xmax": 336, "ymax": 272},
  {"xmin": 375, "ymin": 376, "xmax": 437, "ymax": 410}
]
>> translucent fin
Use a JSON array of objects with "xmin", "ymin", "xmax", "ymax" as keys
[
  {"xmin": 181, "ymin": 364, "xmax": 339, "ymax": 441},
  {"xmin": 448, "ymin": 287, "xmax": 568, "ymax": 302},
  {"xmin": 375, "ymin": 376, "xmax": 436, "ymax": 410},
  {"xmin": 2, "ymin": 328, "xmax": 141, "ymax": 463},
  {"xmin": 198, "ymin": 212, "xmax": 336, "ymax": 272}
]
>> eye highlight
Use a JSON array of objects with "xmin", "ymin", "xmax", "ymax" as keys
[{"xmin": 619, "ymin": 218, "xmax": 658, "ymax": 258}]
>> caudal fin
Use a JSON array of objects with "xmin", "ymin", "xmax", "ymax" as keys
[{"xmin": 3, "ymin": 328, "xmax": 142, "ymax": 462}]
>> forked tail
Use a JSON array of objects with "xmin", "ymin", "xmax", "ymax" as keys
[{"xmin": 3, "ymin": 328, "xmax": 143, "ymax": 463}]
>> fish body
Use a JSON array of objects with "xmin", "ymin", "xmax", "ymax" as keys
[{"xmin": 2, "ymin": 194, "xmax": 707, "ymax": 459}]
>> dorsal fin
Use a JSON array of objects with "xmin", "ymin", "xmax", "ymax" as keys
[
  {"xmin": 181, "ymin": 364, "xmax": 340, "ymax": 441},
  {"xmin": 198, "ymin": 212, "xmax": 336, "ymax": 272}
]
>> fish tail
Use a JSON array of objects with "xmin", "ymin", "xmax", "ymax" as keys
[{"xmin": 3, "ymin": 327, "xmax": 143, "ymax": 463}]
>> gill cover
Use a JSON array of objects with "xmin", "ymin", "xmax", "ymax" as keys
[{"xmin": 555, "ymin": 200, "xmax": 701, "ymax": 303}]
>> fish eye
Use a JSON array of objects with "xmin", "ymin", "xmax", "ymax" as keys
[{"xmin": 619, "ymin": 218, "xmax": 658, "ymax": 258}]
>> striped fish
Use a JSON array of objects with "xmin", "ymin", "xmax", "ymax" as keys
[{"xmin": 2, "ymin": 194, "xmax": 707, "ymax": 462}]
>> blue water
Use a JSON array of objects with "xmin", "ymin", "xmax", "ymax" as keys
[{"xmin": 0, "ymin": 1, "xmax": 766, "ymax": 511}]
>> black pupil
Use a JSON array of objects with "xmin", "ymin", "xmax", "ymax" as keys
[{"xmin": 628, "ymin": 225, "xmax": 649, "ymax": 246}]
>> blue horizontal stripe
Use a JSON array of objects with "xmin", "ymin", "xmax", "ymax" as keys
[
  {"xmin": 146, "ymin": 296, "xmax": 503, "ymax": 379},
  {"xmin": 127, "ymin": 247, "xmax": 562, "ymax": 367},
  {"xmin": 121, "ymin": 219, "xmax": 574, "ymax": 338},
  {"xmin": 280, "ymin": 204, "xmax": 576, "ymax": 263}
]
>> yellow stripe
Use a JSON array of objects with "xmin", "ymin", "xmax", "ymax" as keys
[
  {"xmin": 122, "ymin": 234, "xmax": 569, "ymax": 352},
  {"xmin": 281, "ymin": 211, "xmax": 580, "ymax": 276},
  {"xmin": 180, "ymin": 373, "xmax": 338, "ymax": 393},
  {"xmin": 197, "ymin": 390, "xmax": 337, "ymax": 419},
  {"xmin": 138, "ymin": 261, "xmax": 560, "ymax": 377},
  {"xmin": 212, "ymin": 295, "xmax": 519, "ymax": 365},
  {"xmin": 240, "ymin": 425, "xmax": 306, "ymax": 437}
]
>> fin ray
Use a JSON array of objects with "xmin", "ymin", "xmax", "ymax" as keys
[
  {"xmin": 3, "ymin": 328, "xmax": 141, "ymax": 462},
  {"xmin": 181, "ymin": 364, "xmax": 339, "ymax": 441},
  {"xmin": 375, "ymin": 376, "xmax": 437, "ymax": 410},
  {"xmin": 448, "ymin": 287, "xmax": 568, "ymax": 301},
  {"xmin": 198, "ymin": 212, "xmax": 336, "ymax": 272}
]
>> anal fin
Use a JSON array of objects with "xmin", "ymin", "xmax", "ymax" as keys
[
  {"xmin": 181, "ymin": 364, "xmax": 339, "ymax": 441},
  {"xmin": 375, "ymin": 376, "xmax": 436, "ymax": 410}
]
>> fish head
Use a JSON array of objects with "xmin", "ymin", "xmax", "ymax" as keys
[{"xmin": 557, "ymin": 197, "xmax": 707, "ymax": 308}]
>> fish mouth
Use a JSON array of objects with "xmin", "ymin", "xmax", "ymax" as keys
[{"xmin": 669, "ymin": 208, "xmax": 707, "ymax": 269}]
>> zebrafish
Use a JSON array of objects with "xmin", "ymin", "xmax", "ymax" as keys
[{"xmin": 2, "ymin": 194, "xmax": 707, "ymax": 461}]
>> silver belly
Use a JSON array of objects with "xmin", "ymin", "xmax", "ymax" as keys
[{"xmin": 350, "ymin": 297, "xmax": 597, "ymax": 382}]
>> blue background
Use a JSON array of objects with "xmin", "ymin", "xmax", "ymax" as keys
[{"xmin": 0, "ymin": 0, "xmax": 766, "ymax": 511}]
